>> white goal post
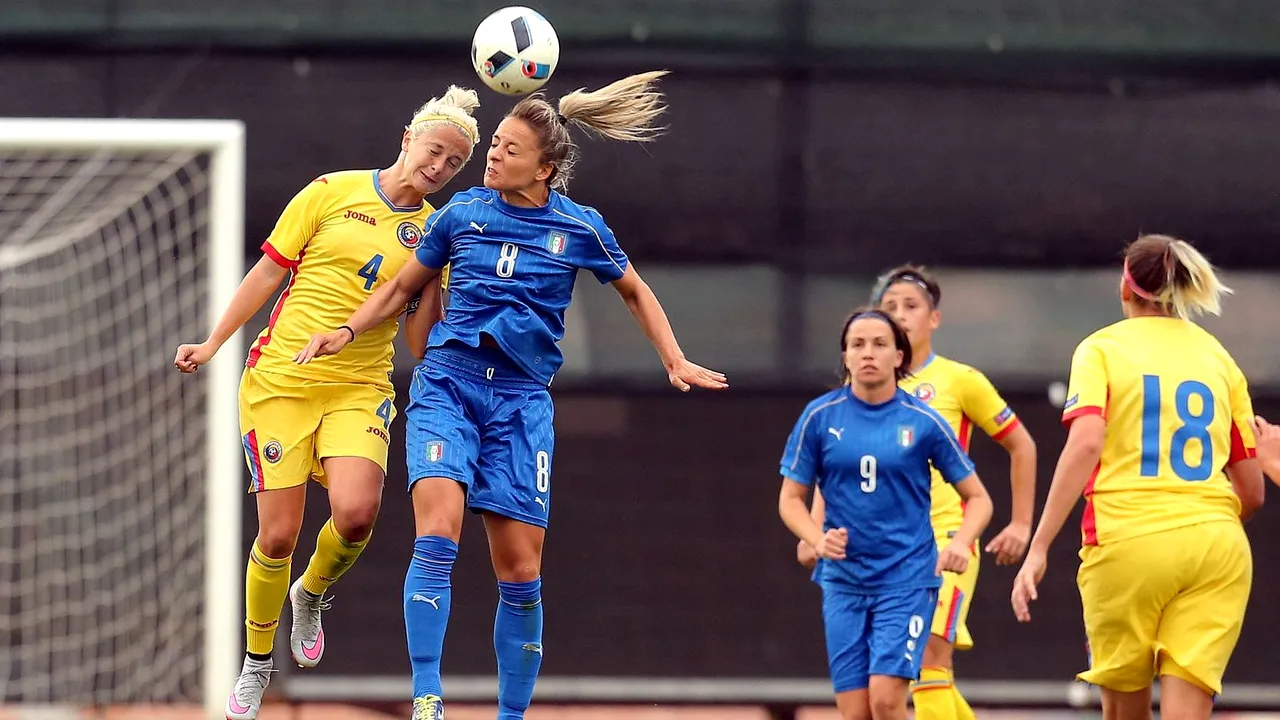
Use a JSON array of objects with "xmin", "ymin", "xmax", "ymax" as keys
[{"xmin": 0, "ymin": 118, "xmax": 245, "ymax": 720}]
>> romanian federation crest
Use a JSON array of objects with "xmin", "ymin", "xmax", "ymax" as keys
[
  {"xmin": 263, "ymin": 440, "xmax": 283, "ymax": 464},
  {"xmin": 913, "ymin": 383, "xmax": 936, "ymax": 403},
  {"xmin": 397, "ymin": 221, "xmax": 422, "ymax": 249}
]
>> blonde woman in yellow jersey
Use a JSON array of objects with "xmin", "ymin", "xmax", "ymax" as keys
[
  {"xmin": 799, "ymin": 264, "xmax": 1037, "ymax": 720},
  {"xmin": 172, "ymin": 87, "xmax": 481, "ymax": 720},
  {"xmin": 1012, "ymin": 235, "xmax": 1264, "ymax": 720}
]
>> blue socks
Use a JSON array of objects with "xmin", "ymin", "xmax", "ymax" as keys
[
  {"xmin": 494, "ymin": 578, "xmax": 544, "ymax": 718},
  {"xmin": 404, "ymin": 535, "xmax": 457, "ymax": 699},
  {"xmin": 404, "ymin": 536, "xmax": 544, "ymax": 717}
]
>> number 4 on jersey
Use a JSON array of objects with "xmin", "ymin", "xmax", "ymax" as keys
[{"xmin": 358, "ymin": 254, "xmax": 384, "ymax": 291}]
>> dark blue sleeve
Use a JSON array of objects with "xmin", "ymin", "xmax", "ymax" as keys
[
  {"xmin": 582, "ymin": 211, "xmax": 630, "ymax": 284},
  {"xmin": 926, "ymin": 410, "xmax": 976, "ymax": 484},
  {"xmin": 415, "ymin": 195, "xmax": 461, "ymax": 269},
  {"xmin": 779, "ymin": 405, "xmax": 822, "ymax": 486}
]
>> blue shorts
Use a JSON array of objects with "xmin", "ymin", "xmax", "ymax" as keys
[
  {"xmin": 404, "ymin": 343, "xmax": 554, "ymax": 528},
  {"xmin": 821, "ymin": 583, "xmax": 937, "ymax": 693}
]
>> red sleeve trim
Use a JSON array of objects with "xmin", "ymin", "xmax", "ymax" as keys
[
  {"xmin": 1062, "ymin": 405, "xmax": 1103, "ymax": 427},
  {"xmin": 1228, "ymin": 421, "xmax": 1258, "ymax": 464},
  {"xmin": 991, "ymin": 417, "xmax": 1022, "ymax": 442},
  {"xmin": 261, "ymin": 241, "xmax": 298, "ymax": 269}
]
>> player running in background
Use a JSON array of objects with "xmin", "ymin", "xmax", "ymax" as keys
[
  {"xmin": 779, "ymin": 308, "xmax": 993, "ymax": 720},
  {"xmin": 294, "ymin": 71, "xmax": 727, "ymax": 720},
  {"xmin": 799, "ymin": 264, "xmax": 1037, "ymax": 720},
  {"xmin": 1010, "ymin": 235, "xmax": 1264, "ymax": 720},
  {"xmin": 173, "ymin": 87, "xmax": 481, "ymax": 720}
]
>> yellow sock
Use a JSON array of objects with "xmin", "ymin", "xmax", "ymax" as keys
[
  {"xmin": 300, "ymin": 518, "xmax": 370, "ymax": 596},
  {"xmin": 245, "ymin": 541, "xmax": 292, "ymax": 656},
  {"xmin": 910, "ymin": 666, "xmax": 960, "ymax": 720},
  {"xmin": 951, "ymin": 685, "xmax": 977, "ymax": 720}
]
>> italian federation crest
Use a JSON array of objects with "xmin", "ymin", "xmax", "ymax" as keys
[
  {"xmin": 426, "ymin": 440, "xmax": 445, "ymax": 462},
  {"xmin": 547, "ymin": 231, "xmax": 567, "ymax": 255},
  {"xmin": 897, "ymin": 426, "xmax": 915, "ymax": 448}
]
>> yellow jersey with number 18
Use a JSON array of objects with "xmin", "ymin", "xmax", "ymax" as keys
[
  {"xmin": 1061, "ymin": 316, "xmax": 1256, "ymax": 547},
  {"xmin": 246, "ymin": 169, "xmax": 435, "ymax": 391},
  {"xmin": 898, "ymin": 354, "xmax": 1021, "ymax": 535}
]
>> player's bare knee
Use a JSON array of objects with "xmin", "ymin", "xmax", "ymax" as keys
[
  {"xmin": 331, "ymin": 499, "xmax": 380, "ymax": 542},
  {"xmin": 923, "ymin": 634, "xmax": 954, "ymax": 668},
  {"xmin": 254, "ymin": 529, "xmax": 298, "ymax": 559},
  {"xmin": 494, "ymin": 560, "xmax": 540, "ymax": 584},
  {"xmin": 867, "ymin": 691, "xmax": 906, "ymax": 720},
  {"xmin": 410, "ymin": 477, "xmax": 466, "ymax": 541}
]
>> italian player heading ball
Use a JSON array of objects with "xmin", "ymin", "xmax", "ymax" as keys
[
  {"xmin": 174, "ymin": 87, "xmax": 482, "ymax": 720},
  {"xmin": 295, "ymin": 71, "xmax": 727, "ymax": 720},
  {"xmin": 1011, "ymin": 235, "xmax": 1265, "ymax": 720}
]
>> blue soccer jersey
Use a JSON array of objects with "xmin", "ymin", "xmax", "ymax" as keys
[
  {"xmin": 780, "ymin": 386, "xmax": 975, "ymax": 592},
  {"xmin": 415, "ymin": 187, "xmax": 629, "ymax": 385}
]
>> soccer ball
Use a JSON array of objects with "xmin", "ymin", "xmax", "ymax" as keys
[{"xmin": 471, "ymin": 6, "xmax": 560, "ymax": 96}]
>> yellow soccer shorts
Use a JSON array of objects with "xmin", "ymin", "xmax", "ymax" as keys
[
  {"xmin": 1076, "ymin": 520, "xmax": 1251, "ymax": 695},
  {"xmin": 931, "ymin": 533, "xmax": 980, "ymax": 650},
  {"xmin": 238, "ymin": 368, "xmax": 396, "ymax": 492}
]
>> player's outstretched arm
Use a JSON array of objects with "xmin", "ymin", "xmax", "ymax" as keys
[
  {"xmin": 403, "ymin": 274, "xmax": 445, "ymax": 360},
  {"xmin": 295, "ymin": 257, "xmax": 442, "ymax": 363},
  {"xmin": 609, "ymin": 264, "xmax": 728, "ymax": 392},
  {"xmin": 174, "ymin": 254, "xmax": 289, "ymax": 373},
  {"xmin": 1011, "ymin": 413, "xmax": 1104, "ymax": 623}
]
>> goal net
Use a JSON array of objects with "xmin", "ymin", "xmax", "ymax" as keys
[{"xmin": 0, "ymin": 119, "xmax": 245, "ymax": 718}]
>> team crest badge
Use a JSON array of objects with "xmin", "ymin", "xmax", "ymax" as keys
[
  {"xmin": 547, "ymin": 231, "xmax": 567, "ymax": 255},
  {"xmin": 263, "ymin": 440, "xmax": 283, "ymax": 464},
  {"xmin": 426, "ymin": 440, "xmax": 445, "ymax": 463},
  {"xmin": 897, "ymin": 426, "xmax": 915, "ymax": 448},
  {"xmin": 397, "ymin": 221, "xmax": 422, "ymax": 249},
  {"xmin": 913, "ymin": 383, "xmax": 936, "ymax": 403}
]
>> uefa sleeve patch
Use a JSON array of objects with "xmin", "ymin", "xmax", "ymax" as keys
[{"xmin": 994, "ymin": 406, "xmax": 1014, "ymax": 425}]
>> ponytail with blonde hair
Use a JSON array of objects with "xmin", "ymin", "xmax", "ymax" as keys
[
  {"xmin": 407, "ymin": 85, "xmax": 482, "ymax": 160},
  {"xmin": 507, "ymin": 70, "xmax": 670, "ymax": 190},
  {"xmin": 1122, "ymin": 234, "xmax": 1232, "ymax": 319}
]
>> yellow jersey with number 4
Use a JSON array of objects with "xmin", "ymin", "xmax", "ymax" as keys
[
  {"xmin": 899, "ymin": 354, "xmax": 1021, "ymax": 535},
  {"xmin": 1061, "ymin": 316, "xmax": 1256, "ymax": 546},
  {"xmin": 246, "ymin": 169, "xmax": 434, "ymax": 391}
]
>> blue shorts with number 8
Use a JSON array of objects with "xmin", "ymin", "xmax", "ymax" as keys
[
  {"xmin": 820, "ymin": 582, "xmax": 937, "ymax": 693},
  {"xmin": 404, "ymin": 342, "xmax": 555, "ymax": 528}
]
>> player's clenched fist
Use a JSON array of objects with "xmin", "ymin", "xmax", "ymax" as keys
[
  {"xmin": 813, "ymin": 528, "xmax": 848, "ymax": 561},
  {"xmin": 936, "ymin": 538, "xmax": 971, "ymax": 575},
  {"xmin": 796, "ymin": 539, "xmax": 817, "ymax": 569},
  {"xmin": 173, "ymin": 342, "xmax": 215, "ymax": 373}
]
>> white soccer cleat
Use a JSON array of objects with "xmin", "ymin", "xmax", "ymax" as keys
[
  {"xmin": 411, "ymin": 695, "xmax": 445, "ymax": 720},
  {"xmin": 289, "ymin": 578, "xmax": 331, "ymax": 668},
  {"xmin": 225, "ymin": 656, "xmax": 273, "ymax": 720}
]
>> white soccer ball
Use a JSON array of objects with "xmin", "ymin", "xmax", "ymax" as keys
[{"xmin": 471, "ymin": 6, "xmax": 560, "ymax": 96}]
